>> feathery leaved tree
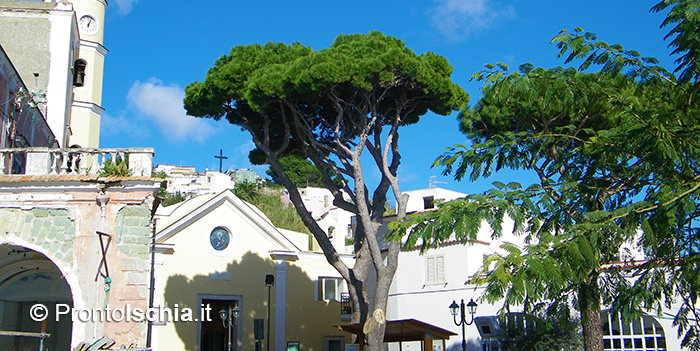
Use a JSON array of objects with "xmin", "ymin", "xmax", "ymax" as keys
[
  {"xmin": 499, "ymin": 306, "xmax": 583, "ymax": 351},
  {"xmin": 392, "ymin": 63, "xmax": 645, "ymax": 351},
  {"xmin": 184, "ymin": 32, "xmax": 467, "ymax": 350},
  {"xmin": 389, "ymin": 1, "xmax": 700, "ymax": 350}
]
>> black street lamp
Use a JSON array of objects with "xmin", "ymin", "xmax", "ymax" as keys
[
  {"xmin": 449, "ymin": 298, "xmax": 478, "ymax": 351},
  {"xmin": 220, "ymin": 304, "xmax": 241, "ymax": 351},
  {"xmin": 265, "ymin": 274, "xmax": 275, "ymax": 351}
]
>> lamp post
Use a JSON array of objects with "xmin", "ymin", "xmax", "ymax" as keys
[
  {"xmin": 220, "ymin": 304, "xmax": 241, "ymax": 351},
  {"xmin": 265, "ymin": 274, "xmax": 275, "ymax": 351},
  {"xmin": 449, "ymin": 298, "xmax": 477, "ymax": 351}
]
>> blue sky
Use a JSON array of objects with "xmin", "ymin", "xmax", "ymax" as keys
[{"xmin": 99, "ymin": 0, "xmax": 676, "ymax": 195}]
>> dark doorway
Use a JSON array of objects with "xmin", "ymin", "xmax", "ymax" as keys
[
  {"xmin": 0, "ymin": 245, "xmax": 73, "ymax": 351},
  {"xmin": 200, "ymin": 298, "xmax": 239, "ymax": 351}
]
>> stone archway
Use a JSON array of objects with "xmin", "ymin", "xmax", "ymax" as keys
[{"xmin": 0, "ymin": 244, "xmax": 73, "ymax": 351}]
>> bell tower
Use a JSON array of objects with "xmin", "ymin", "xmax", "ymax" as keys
[{"xmin": 68, "ymin": 0, "xmax": 107, "ymax": 148}]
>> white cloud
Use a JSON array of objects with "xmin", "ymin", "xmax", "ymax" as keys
[
  {"xmin": 127, "ymin": 79, "xmax": 216, "ymax": 143},
  {"xmin": 238, "ymin": 141, "xmax": 255, "ymax": 158},
  {"xmin": 112, "ymin": 0, "xmax": 139, "ymax": 16},
  {"xmin": 430, "ymin": 0, "xmax": 515, "ymax": 40}
]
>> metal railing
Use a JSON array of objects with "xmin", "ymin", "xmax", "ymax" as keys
[
  {"xmin": 0, "ymin": 330, "xmax": 50, "ymax": 351},
  {"xmin": 0, "ymin": 147, "xmax": 154, "ymax": 177},
  {"xmin": 340, "ymin": 292, "xmax": 352, "ymax": 317}
]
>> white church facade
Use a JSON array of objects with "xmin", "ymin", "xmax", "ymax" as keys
[{"xmin": 151, "ymin": 190, "xmax": 355, "ymax": 351}]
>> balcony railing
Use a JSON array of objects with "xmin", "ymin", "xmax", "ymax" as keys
[
  {"xmin": 0, "ymin": 148, "xmax": 153, "ymax": 177},
  {"xmin": 340, "ymin": 292, "xmax": 352, "ymax": 320}
]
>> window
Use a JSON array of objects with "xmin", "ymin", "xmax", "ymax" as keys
[
  {"xmin": 324, "ymin": 336, "xmax": 345, "ymax": 351},
  {"xmin": 316, "ymin": 277, "xmax": 346, "ymax": 302},
  {"xmin": 73, "ymin": 59, "xmax": 87, "ymax": 86},
  {"xmin": 425, "ymin": 255, "xmax": 445, "ymax": 285},
  {"xmin": 423, "ymin": 196, "xmax": 435, "ymax": 209},
  {"xmin": 602, "ymin": 310, "xmax": 666, "ymax": 350},
  {"xmin": 210, "ymin": 226, "xmax": 231, "ymax": 251}
]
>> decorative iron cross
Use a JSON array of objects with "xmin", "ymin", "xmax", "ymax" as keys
[{"xmin": 215, "ymin": 149, "xmax": 228, "ymax": 173}]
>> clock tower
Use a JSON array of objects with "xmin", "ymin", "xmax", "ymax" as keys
[{"xmin": 68, "ymin": 0, "xmax": 107, "ymax": 148}]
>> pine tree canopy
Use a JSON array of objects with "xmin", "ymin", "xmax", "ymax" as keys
[
  {"xmin": 184, "ymin": 31, "xmax": 467, "ymax": 351},
  {"xmin": 184, "ymin": 31, "xmax": 468, "ymax": 167}
]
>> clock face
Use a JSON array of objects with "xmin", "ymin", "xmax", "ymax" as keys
[
  {"xmin": 78, "ymin": 15, "xmax": 99, "ymax": 36},
  {"xmin": 210, "ymin": 227, "xmax": 230, "ymax": 251}
]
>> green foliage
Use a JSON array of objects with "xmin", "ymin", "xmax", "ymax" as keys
[
  {"xmin": 652, "ymin": 0, "xmax": 700, "ymax": 84},
  {"xmin": 266, "ymin": 154, "xmax": 327, "ymax": 188},
  {"xmin": 184, "ymin": 31, "xmax": 468, "ymax": 169},
  {"xmin": 244, "ymin": 188, "xmax": 311, "ymax": 235},
  {"xmin": 500, "ymin": 308, "xmax": 583, "ymax": 351},
  {"xmin": 391, "ymin": 2, "xmax": 700, "ymax": 349},
  {"xmin": 550, "ymin": 28, "xmax": 672, "ymax": 83},
  {"xmin": 233, "ymin": 182, "xmax": 311, "ymax": 234},
  {"xmin": 99, "ymin": 156, "xmax": 130, "ymax": 177},
  {"xmin": 232, "ymin": 181, "xmax": 260, "ymax": 202},
  {"xmin": 547, "ymin": 9, "xmax": 700, "ymax": 349},
  {"xmin": 160, "ymin": 191, "xmax": 187, "ymax": 207},
  {"xmin": 389, "ymin": 191, "xmax": 527, "ymax": 254},
  {"xmin": 383, "ymin": 202, "xmax": 397, "ymax": 216}
]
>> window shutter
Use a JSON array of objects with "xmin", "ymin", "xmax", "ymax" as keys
[
  {"xmin": 324, "ymin": 278, "xmax": 336, "ymax": 301},
  {"xmin": 336, "ymin": 279, "xmax": 344, "ymax": 301},
  {"xmin": 426, "ymin": 257, "xmax": 436, "ymax": 284},
  {"xmin": 315, "ymin": 279, "xmax": 321, "ymax": 301},
  {"xmin": 426, "ymin": 256, "xmax": 445, "ymax": 284},
  {"xmin": 436, "ymin": 256, "xmax": 445, "ymax": 283}
]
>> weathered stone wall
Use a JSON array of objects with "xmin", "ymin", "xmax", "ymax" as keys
[
  {"xmin": 107, "ymin": 200, "xmax": 154, "ymax": 345},
  {"xmin": 114, "ymin": 202, "xmax": 152, "ymax": 258},
  {"xmin": 0, "ymin": 207, "xmax": 75, "ymax": 267},
  {"xmin": 114, "ymin": 200, "xmax": 154, "ymax": 302},
  {"xmin": 0, "ymin": 177, "xmax": 162, "ymax": 349}
]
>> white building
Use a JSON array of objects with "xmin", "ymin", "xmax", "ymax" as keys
[
  {"xmin": 154, "ymin": 164, "xmax": 235, "ymax": 196},
  {"xmin": 284, "ymin": 187, "xmax": 355, "ymax": 254},
  {"xmin": 382, "ymin": 187, "xmax": 680, "ymax": 351}
]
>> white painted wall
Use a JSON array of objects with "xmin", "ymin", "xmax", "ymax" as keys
[
  {"xmin": 154, "ymin": 165, "xmax": 235, "ymax": 196},
  {"xmin": 47, "ymin": 5, "xmax": 78, "ymax": 147},
  {"xmin": 299, "ymin": 187, "xmax": 354, "ymax": 253},
  {"xmin": 385, "ymin": 188, "xmax": 677, "ymax": 351},
  {"xmin": 403, "ymin": 188, "xmax": 467, "ymax": 213}
]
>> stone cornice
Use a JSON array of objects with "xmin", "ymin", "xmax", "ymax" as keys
[{"xmin": 78, "ymin": 40, "xmax": 108, "ymax": 56}]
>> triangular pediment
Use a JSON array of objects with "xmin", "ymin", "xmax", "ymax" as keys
[{"xmin": 155, "ymin": 190, "xmax": 301, "ymax": 253}]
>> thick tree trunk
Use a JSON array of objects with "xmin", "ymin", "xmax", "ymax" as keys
[
  {"xmin": 363, "ymin": 308, "xmax": 386, "ymax": 351},
  {"xmin": 362, "ymin": 253, "xmax": 396, "ymax": 351},
  {"xmin": 360, "ymin": 181, "xmax": 404, "ymax": 351},
  {"xmin": 579, "ymin": 272, "xmax": 603, "ymax": 351}
]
